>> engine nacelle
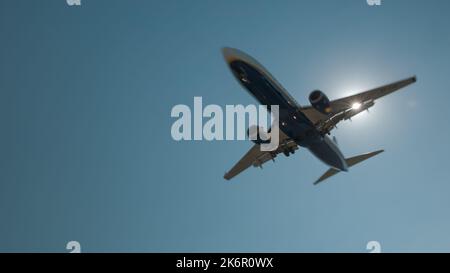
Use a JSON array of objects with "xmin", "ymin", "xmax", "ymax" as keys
[
  {"xmin": 309, "ymin": 90, "xmax": 332, "ymax": 114},
  {"xmin": 247, "ymin": 125, "xmax": 271, "ymax": 145}
]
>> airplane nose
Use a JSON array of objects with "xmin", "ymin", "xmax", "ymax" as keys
[
  {"xmin": 221, "ymin": 47, "xmax": 233, "ymax": 56},
  {"xmin": 221, "ymin": 47, "xmax": 239, "ymax": 64}
]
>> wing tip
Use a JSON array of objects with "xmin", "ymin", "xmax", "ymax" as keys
[{"xmin": 372, "ymin": 149, "xmax": 385, "ymax": 156}]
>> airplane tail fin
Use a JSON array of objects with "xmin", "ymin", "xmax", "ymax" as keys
[{"xmin": 314, "ymin": 150, "xmax": 384, "ymax": 185}]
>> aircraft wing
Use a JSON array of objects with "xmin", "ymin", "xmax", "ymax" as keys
[
  {"xmin": 329, "ymin": 76, "xmax": 417, "ymax": 112},
  {"xmin": 301, "ymin": 76, "xmax": 417, "ymax": 129},
  {"xmin": 224, "ymin": 137, "xmax": 298, "ymax": 180}
]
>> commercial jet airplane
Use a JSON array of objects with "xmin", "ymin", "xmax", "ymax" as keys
[{"xmin": 222, "ymin": 47, "xmax": 417, "ymax": 184}]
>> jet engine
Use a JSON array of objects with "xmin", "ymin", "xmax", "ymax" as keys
[
  {"xmin": 309, "ymin": 90, "xmax": 332, "ymax": 114},
  {"xmin": 247, "ymin": 125, "xmax": 271, "ymax": 145}
]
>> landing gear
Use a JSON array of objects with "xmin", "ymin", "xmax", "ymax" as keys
[{"xmin": 283, "ymin": 149, "xmax": 296, "ymax": 157}]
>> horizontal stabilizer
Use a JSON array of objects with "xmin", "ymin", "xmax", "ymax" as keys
[{"xmin": 314, "ymin": 150, "xmax": 384, "ymax": 185}]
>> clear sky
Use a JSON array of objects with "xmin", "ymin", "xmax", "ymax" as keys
[{"xmin": 1, "ymin": 0, "xmax": 450, "ymax": 252}]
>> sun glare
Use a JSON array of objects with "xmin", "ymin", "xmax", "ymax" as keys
[{"xmin": 352, "ymin": 102, "xmax": 362, "ymax": 110}]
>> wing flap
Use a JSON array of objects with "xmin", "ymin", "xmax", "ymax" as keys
[{"xmin": 224, "ymin": 139, "xmax": 298, "ymax": 180}]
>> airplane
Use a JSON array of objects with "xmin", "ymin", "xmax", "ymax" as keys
[{"xmin": 222, "ymin": 47, "xmax": 417, "ymax": 184}]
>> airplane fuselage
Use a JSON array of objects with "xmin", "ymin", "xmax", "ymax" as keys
[{"xmin": 223, "ymin": 48, "xmax": 348, "ymax": 171}]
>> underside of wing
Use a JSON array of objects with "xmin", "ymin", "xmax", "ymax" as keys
[
  {"xmin": 300, "ymin": 76, "xmax": 417, "ymax": 133},
  {"xmin": 224, "ymin": 138, "xmax": 298, "ymax": 180},
  {"xmin": 224, "ymin": 144, "xmax": 265, "ymax": 180},
  {"xmin": 301, "ymin": 107, "xmax": 328, "ymax": 125},
  {"xmin": 329, "ymin": 76, "xmax": 417, "ymax": 112}
]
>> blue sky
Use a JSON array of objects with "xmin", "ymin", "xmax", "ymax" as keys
[{"xmin": 1, "ymin": 0, "xmax": 450, "ymax": 252}]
